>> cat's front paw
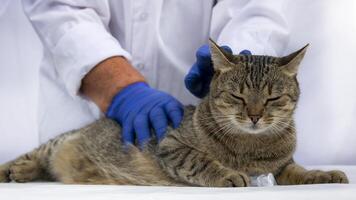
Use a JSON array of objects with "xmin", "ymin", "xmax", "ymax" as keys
[
  {"xmin": 302, "ymin": 170, "xmax": 348, "ymax": 184},
  {"xmin": 217, "ymin": 172, "xmax": 250, "ymax": 187},
  {"xmin": 0, "ymin": 164, "xmax": 10, "ymax": 182},
  {"xmin": 8, "ymin": 159, "xmax": 39, "ymax": 183}
]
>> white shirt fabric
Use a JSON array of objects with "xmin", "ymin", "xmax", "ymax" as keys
[{"xmin": 22, "ymin": 0, "xmax": 290, "ymax": 142}]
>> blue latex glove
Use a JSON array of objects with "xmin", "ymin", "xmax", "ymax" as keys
[
  {"xmin": 185, "ymin": 44, "xmax": 252, "ymax": 98},
  {"xmin": 106, "ymin": 82, "xmax": 184, "ymax": 148}
]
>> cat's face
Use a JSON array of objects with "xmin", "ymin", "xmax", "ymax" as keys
[{"xmin": 208, "ymin": 39, "xmax": 308, "ymax": 134}]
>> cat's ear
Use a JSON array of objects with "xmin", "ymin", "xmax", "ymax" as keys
[
  {"xmin": 280, "ymin": 44, "xmax": 309, "ymax": 76},
  {"xmin": 209, "ymin": 38, "xmax": 234, "ymax": 72}
]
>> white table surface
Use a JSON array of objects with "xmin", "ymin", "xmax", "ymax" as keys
[{"xmin": 0, "ymin": 166, "xmax": 355, "ymax": 200}]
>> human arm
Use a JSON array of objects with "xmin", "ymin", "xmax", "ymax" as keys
[
  {"xmin": 80, "ymin": 56, "xmax": 145, "ymax": 112},
  {"xmin": 22, "ymin": 0, "xmax": 183, "ymax": 146}
]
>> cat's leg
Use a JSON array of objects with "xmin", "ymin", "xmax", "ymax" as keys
[
  {"xmin": 0, "ymin": 162, "xmax": 11, "ymax": 182},
  {"xmin": 50, "ymin": 135, "xmax": 112, "ymax": 184},
  {"xmin": 0, "ymin": 133, "xmax": 76, "ymax": 183},
  {"xmin": 9, "ymin": 153, "xmax": 50, "ymax": 182},
  {"xmin": 276, "ymin": 162, "xmax": 348, "ymax": 185},
  {"xmin": 0, "ymin": 145, "xmax": 52, "ymax": 183},
  {"xmin": 157, "ymin": 135, "xmax": 250, "ymax": 187}
]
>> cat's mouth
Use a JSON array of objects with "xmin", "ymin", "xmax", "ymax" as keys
[
  {"xmin": 236, "ymin": 119, "xmax": 270, "ymax": 134},
  {"xmin": 246, "ymin": 123, "xmax": 267, "ymax": 134},
  {"xmin": 250, "ymin": 123, "xmax": 259, "ymax": 130}
]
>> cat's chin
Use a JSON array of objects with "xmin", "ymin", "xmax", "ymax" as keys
[{"xmin": 238, "ymin": 124, "xmax": 270, "ymax": 135}]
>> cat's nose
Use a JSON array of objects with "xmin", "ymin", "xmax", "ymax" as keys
[{"xmin": 249, "ymin": 115, "xmax": 261, "ymax": 124}]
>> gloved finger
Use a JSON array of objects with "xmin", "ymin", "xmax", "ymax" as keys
[
  {"xmin": 196, "ymin": 44, "xmax": 211, "ymax": 60},
  {"xmin": 122, "ymin": 123, "xmax": 135, "ymax": 145},
  {"xmin": 149, "ymin": 107, "xmax": 168, "ymax": 142},
  {"xmin": 199, "ymin": 82, "xmax": 211, "ymax": 98},
  {"xmin": 133, "ymin": 114, "xmax": 151, "ymax": 148},
  {"xmin": 196, "ymin": 63, "xmax": 213, "ymax": 76},
  {"xmin": 121, "ymin": 90, "xmax": 160, "ymax": 126},
  {"xmin": 196, "ymin": 44, "xmax": 232, "ymax": 75},
  {"xmin": 185, "ymin": 63, "xmax": 202, "ymax": 84},
  {"xmin": 239, "ymin": 49, "xmax": 252, "ymax": 55},
  {"xmin": 164, "ymin": 101, "xmax": 184, "ymax": 128},
  {"xmin": 120, "ymin": 105, "xmax": 145, "ymax": 147},
  {"xmin": 184, "ymin": 67, "xmax": 204, "ymax": 97},
  {"xmin": 221, "ymin": 45, "xmax": 233, "ymax": 54},
  {"xmin": 196, "ymin": 45, "xmax": 214, "ymax": 75}
]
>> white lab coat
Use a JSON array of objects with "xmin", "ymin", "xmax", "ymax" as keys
[{"xmin": 22, "ymin": 0, "xmax": 289, "ymax": 142}]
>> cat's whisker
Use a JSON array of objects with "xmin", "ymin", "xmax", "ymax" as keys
[
  {"xmin": 275, "ymin": 121, "xmax": 296, "ymax": 131},
  {"xmin": 271, "ymin": 122, "xmax": 297, "ymax": 142},
  {"xmin": 269, "ymin": 124, "xmax": 292, "ymax": 147},
  {"xmin": 205, "ymin": 120, "xmax": 232, "ymax": 136}
]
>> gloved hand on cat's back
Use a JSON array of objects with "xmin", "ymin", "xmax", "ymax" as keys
[
  {"xmin": 185, "ymin": 44, "xmax": 252, "ymax": 98},
  {"xmin": 106, "ymin": 82, "xmax": 184, "ymax": 148}
]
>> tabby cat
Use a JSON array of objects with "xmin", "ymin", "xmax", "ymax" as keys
[{"xmin": 0, "ymin": 39, "xmax": 348, "ymax": 186}]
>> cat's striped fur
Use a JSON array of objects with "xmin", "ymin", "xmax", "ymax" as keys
[{"xmin": 0, "ymin": 39, "xmax": 348, "ymax": 186}]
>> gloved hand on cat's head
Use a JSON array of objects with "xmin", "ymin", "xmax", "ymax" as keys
[
  {"xmin": 185, "ymin": 44, "xmax": 251, "ymax": 98},
  {"xmin": 106, "ymin": 82, "xmax": 184, "ymax": 148}
]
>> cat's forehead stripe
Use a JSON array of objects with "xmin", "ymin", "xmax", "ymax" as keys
[
  {"xmin": 232, "ymin": 55, "xmax": 279, "ymax": 90},
  {"xmin": 237, "ymin": 55, "xmax": 278, "ymax": 64}
]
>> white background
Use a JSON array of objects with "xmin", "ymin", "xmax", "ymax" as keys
[
  {"xmin": 0, "ymin": 0, "xmax": 356, "ymax": 165},
  {"xmin": 0, "ymin": 0, "xmax": 42, "ymax": 163}
]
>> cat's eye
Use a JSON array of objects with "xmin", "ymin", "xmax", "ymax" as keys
[
  {"xmin": 265, "ymin": 96, "xmax": 283, "ymax": 104},
  {"xmin": 230, "ymin": 93, "xmax": 246, "ymax": 104},
  {"xmin": 267, "ymin": 96, "xmax": 282, "ymax": 101}
]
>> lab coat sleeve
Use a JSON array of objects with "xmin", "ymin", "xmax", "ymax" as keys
[
  {"xmin": 210, "ymin": 0, "xmax": 290, "ymax": 56},
  {"xmin": 22, "ymin": 0, "xmax": 131, "ymax": 97}
]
